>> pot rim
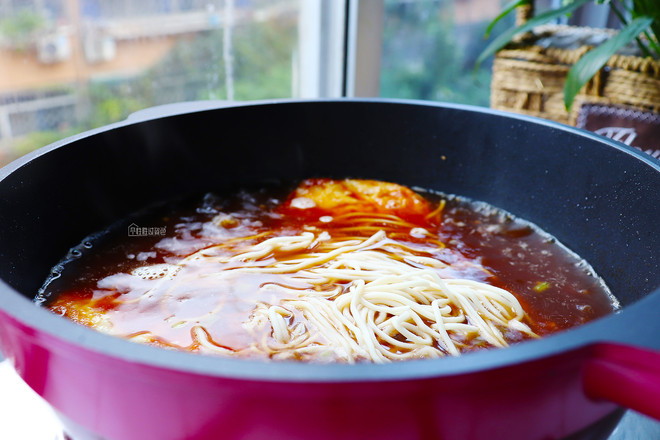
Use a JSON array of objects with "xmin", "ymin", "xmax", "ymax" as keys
[{"xmin": 1, "ymin": 98, "xmax": 659, "ymax": 382}]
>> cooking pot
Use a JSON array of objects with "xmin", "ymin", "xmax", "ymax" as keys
[{"xmin": 0, "ymin": 99, "xmax": 658, "ymax": 440}]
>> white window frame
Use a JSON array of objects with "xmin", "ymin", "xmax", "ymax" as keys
[
  {"xmin": 344, "ymin": 0, "xmax": 384, "ymax": 97},
  {"xmin": 295, "ymin": 0, "xmax": 384, "ymax": 99}
]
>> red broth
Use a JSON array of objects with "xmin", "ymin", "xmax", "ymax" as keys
[{"xmin": 36, "ymin": 179, "xmax": 618, "ymax": 362}]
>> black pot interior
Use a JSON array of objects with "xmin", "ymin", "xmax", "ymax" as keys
[{"xmin": 0, "ymin": 100, "xmax": 659, "ymax": 316}]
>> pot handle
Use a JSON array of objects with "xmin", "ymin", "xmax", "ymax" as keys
[{"xmin": 583, "ymin": 342, "xmax": 660, "ymax": 420}]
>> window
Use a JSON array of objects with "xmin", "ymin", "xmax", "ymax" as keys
[
  {"xmin": 0, "ymin": 0, "xmax": 520, "ymax": 166},
  {"xmin": 376, "ymin": 0, "xmax": 505, "ymax": 105},
  {"xmin": 0, "ymin": 0, "xmax": 347, "ymax": 165}
]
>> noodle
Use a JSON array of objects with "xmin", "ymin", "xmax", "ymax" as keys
[
  {"xmin": 47, "ymin": 178, "xmax": 596, "ymax": 364},
  {"xmin": 128, "ymin": 226, "xmax": 537, "ymax": 363}
]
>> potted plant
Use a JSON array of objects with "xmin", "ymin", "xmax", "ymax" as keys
[{"xmin": 477, "ymin": 0, "xmax": 660, "ymax": 112}]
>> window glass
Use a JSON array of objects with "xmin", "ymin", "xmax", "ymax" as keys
[
  {"xmin": 0, "ymin": 0, "xmax": 309, "ymax": 165},
  {"xmin": 0, "ymin": 0, "xmax": 568, "ymax": 167},
  {"xmin": 379, "ymin": 0, "xmax": 514, "ymax": 106}
]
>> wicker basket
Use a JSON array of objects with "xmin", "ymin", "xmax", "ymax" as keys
[{"xmin": 490, "ymin": 4, "xmax": 660, "ymax": 126}]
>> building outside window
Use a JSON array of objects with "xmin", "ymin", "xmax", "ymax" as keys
[{"xmin": 0, "ymin": 0, "xmax": 515, "ymax": 167}]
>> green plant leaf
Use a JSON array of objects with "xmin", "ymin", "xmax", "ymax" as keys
[
  {"xmin": 564, "ymin": 16, "xmax": 654, "ymax": 109},
  {"xmin": 632, "ymin": 0, "xmax": 660, "ymax": 57},
  {"xmin": 475, "ymin": 0, "xmax": 591, "ymax": 69},
  {"xmin": 484, "ymin": 0, "xmax": 530, "ymax": 38}
]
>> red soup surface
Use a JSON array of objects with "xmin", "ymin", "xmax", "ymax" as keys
[{"xmin": 37, "ymin": 179, "xmax": 618, "ymax": 363}]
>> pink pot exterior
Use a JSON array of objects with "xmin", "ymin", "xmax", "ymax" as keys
[{"xmin": 0, "ymin": 308, "xmax": 617, "ymax": 440}]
